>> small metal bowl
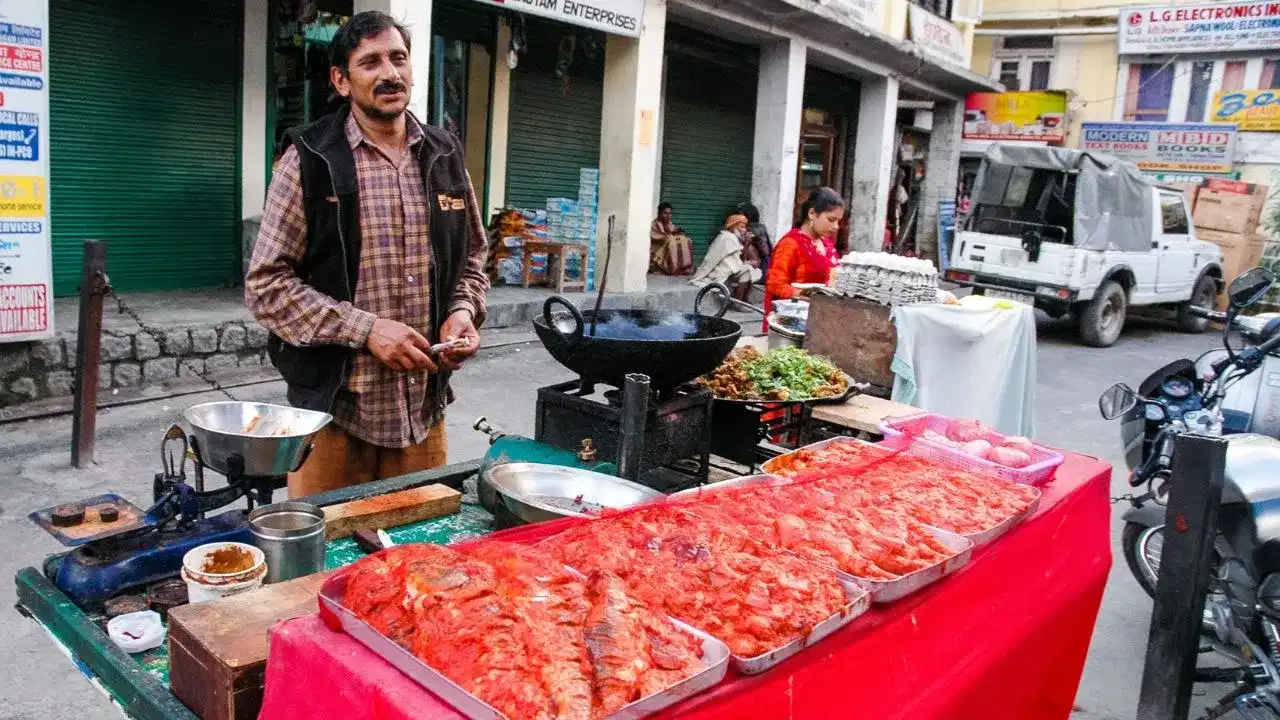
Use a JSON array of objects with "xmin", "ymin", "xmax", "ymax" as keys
[
  {"xmin": 481, "ymin": 463, "xmax": 663, "ymax": 525},
  {"xmin": 184, "ymin": 401, "xmax": 332, "ymax": 477}
]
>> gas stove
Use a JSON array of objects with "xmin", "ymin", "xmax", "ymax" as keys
[{"xmin": 533, "ymin": 373, "xmax": 712, "ymax": 492}]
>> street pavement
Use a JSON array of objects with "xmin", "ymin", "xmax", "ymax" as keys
[{"xmin": 0, "ymin": 317, "xmax": 1226, "ymax": 718}]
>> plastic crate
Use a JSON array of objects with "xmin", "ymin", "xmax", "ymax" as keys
[{"xmin": 878, "ymin": 412, "xmax": 1064, "ymax": 486}]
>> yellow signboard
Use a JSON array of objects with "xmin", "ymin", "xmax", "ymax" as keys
[
  {"xmin": 963, "ymin": 91, "xmax": 1068, "ymax": 142},
  {"xmin": 0, "ymin": 175, "xmax": 45, "ymax": 217},
  {"xmin": 1211, "ymin": 89, "xmax": 1280, "ymax": 132}
]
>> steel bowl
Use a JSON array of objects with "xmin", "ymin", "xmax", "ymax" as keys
[
  {"xmin": 183, "ymin": 402, "xmax": 332, "ymax": 477},
  {"xmin": 480, "ymin": 463, "xmax": 663, "ymax": 525}
]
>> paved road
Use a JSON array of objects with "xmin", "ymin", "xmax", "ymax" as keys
[{"xmin": 0, "ymin": 317, "xmax": 1225, "ymax": 718}]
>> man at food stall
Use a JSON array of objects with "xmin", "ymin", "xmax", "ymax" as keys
[{"xmin": 245, "ymin": 11, "xmax": 490, "ymax": 498}]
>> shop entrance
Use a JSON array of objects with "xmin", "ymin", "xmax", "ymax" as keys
[{"xmin": 795, "ymin": 110, "xmax": 840, "ymax": 223}]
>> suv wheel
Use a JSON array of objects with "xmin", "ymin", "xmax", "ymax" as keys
[
  {"xmin": 1178, "ymin": 275, "xmax": 1218, "ymax": 333},
  {"xmin": 1080, "ymin": 280, "xmax": 1127, "ymax": 347}
]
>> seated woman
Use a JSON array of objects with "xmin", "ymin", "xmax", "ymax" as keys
[
  {"xmin": 650, "ymin": 202, "xmax": 694, "ymax": 275},
  {"xmin": 765, "ymin": 187, "xmax": 844, "ymax": 329},
  {"xmin": 690, "ymin": 213, "xmax": 761, "ymax": 300}
]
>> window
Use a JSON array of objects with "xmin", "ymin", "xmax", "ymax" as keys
[
  {"xmin": 911, "ymin": 0, "xmax": 952, "ymax": 18},
  {"xmin": 1223, "ymin": 61, "xmax": 1247, "ymax": 91},
  {"xmin": 992, "ymin": 36, "xmax": 1055, "ymax": 92},
  {"xmin": 1262, "ymin": 59, "xmax": 1280, "ymax": 89},
  {"xmin": 1160, "ymin": 193, "xmax": 1189, "ymax": 235},
  {"xmin": 1123, "ymin": 62, "xmax": 1175, "ymax": 121},
  {"xmin": 1185, "ymin": 62, "xmax": 1215, "ymax": 122}
]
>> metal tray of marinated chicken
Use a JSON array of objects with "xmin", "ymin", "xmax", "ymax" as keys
[
  {"xmin": 732, "ymin": 575, "xmax": 871, "ymax": 675},
  {"xmin": 317, "ymin": 571, "xmax": 732, "ymax": 720},
  {"xmin": 761, "ymin": 436, "xmax": 1043, "ymax": 549},
  {"xmin": 668, "ymin": 472, "xmax": 975, "ymax": 605}
]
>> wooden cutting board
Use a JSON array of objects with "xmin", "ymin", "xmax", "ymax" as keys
[
  {"xmin": 169, "ymin": 569, "xmax": 335, "ymax": 720},
  {"xmin": 323, "ymin": 483, "xmax": 461, "ymax": 540}
]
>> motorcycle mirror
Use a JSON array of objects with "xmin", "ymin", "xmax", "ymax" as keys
[
  {"xmin": 1099, "ymin": 382, "xmax": 1139, "ymax": 420},
  {"xmin": 1228, "ymin": 267, "xmax": 1275, "ymax": 309}
]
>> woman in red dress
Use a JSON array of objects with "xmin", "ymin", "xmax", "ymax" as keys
[{"xmin": 764, "ymin": 187, "xmax": 844, "ymax": 329}]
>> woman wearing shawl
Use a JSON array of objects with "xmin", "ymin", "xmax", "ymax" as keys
[
  {"xmin": 690, "ymin": 213, "xmax": 761, "ymax": 300},
  {"xmin": 650, "ymin": 202, "xmax": 695, "ymax": 275},
  {"xmin": 764, "ymin": 187, "xmax": 844, "ymax": 330}
]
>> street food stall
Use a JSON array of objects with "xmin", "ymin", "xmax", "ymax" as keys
[{"xmin": 14, "ymin": 284, "xmax": 1107, "ymax": 720}]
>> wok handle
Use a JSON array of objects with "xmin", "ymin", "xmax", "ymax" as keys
[
  {"xmin": 542, "ymin": 296, "xmax": 585, "ymax": 345},
  {"xmin": 693, "ymin": 282, "xmax": 732, "ymax": 318}
]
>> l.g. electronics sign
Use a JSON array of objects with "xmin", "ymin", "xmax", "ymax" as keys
[
  {"xmin": 1081, "ymin": 122, "xmax": 1237, "ymax": 174},
  {"xmin": 1118, "ymin": 0, "xmax": 1280, "ymax": 54},
  {"xmin": 478, "ymin": 0, "xmax": 645, "ymax": 36}
]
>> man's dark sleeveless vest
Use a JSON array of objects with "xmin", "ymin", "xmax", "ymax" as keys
[{"xmin": 267, "ymin": 107, "xmax": 470, "ymax": 414}]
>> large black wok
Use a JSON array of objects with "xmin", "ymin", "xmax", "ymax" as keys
[{"xmin": 533, "ymin": 284, "xmax": 742, "ymax": 391}]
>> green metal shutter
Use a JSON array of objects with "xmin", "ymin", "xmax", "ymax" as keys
[
  {"xmin": 49, "ymin": 0, "xmax": 242, "ymax": 295},
  {"xmin": 659, "ymin": 38, "xmax": 757, "ymax": 259},
  {"xmin": 504, "ymin": 22, "xmax": 604, "ymax": 210}
]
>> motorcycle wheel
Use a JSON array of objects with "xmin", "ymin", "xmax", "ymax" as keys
[{"xmin": 1123, "ymin": 521, "xmax": 1159, "ymax": 599}]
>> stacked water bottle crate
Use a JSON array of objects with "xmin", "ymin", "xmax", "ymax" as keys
[{"xmin": 544, "ymin": 168, "xmax": 600, "ymax": 291}]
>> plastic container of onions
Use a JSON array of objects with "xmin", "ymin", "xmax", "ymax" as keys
[{"xmin": 879, "ymin": 412, "xmax": 1065, "ymax": 486}]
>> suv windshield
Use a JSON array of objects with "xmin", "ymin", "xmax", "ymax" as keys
[{"xmin": 968, "ymin": 166, "xmax": 1076, "ymax": 244}]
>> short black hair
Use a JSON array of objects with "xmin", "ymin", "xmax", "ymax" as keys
[
  {"xmin": 736, "ymin": 202, "xmax": 761, "ymax": 224},
  {"xmin": 330, "ymin": 11, "xmax": 411, "ymax": 74},
  {"xmin": 658, "ymin": 202, "xmax": 672, "ymax": 213}
]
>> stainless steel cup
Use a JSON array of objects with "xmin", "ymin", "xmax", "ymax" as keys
[{"xmin": 248, "ymin": 502, "xmax": 326, "ymax": 584}]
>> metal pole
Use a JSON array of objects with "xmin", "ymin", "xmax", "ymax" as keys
[
  {"xmin": 71, "ymin": 240, "xmax": 108, "ymax": 468},
  {"xmin": 1136, "ymin": 432, "xmax": 1229, "ymax": 720},
  {"xmin": 617, "ymin": 373, "xmax": 650, "ymax": 482}
]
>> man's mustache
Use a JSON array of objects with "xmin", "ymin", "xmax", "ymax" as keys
[{"xmin": 375, "ymin": 81, "xmax": 406, "ymax": 96}]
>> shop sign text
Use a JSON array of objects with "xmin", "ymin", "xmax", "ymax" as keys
[
  {"xmin": 1081, "ymin": 121, "xmax": 1237, "ymax": 174},
  {"xmin": 1211, "ymin": 89, "xmax": 1280, "ymax": 131},
  {"xmin": 0, "ymin": 0, "xmax": 51, "ymax": 342},
  {"xmin": 1118, "ymin": 0, "xmax": 1280, "ymax": 54},
  {"xmin": 908, "ymin": 5, "xmax": 966, "ymax": 67},
  {"xmin": 963, "ymin": 91, "xmax": 1068, "ymax": 143},
  {"xmin": 477, "ymin": 0, "xmax": 644, "ymax": 36}
]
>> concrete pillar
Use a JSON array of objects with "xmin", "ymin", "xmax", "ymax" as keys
[
  {"xmin": 241, "ymin": 0, "xmax": 268, "ymax": 218},
  {"xmin": 751, "ymin": 40, "xmax": 806, "ymax": 244},
  {"xmin": 355, "ymin": 0, "xmax": 433, "ymax": 121},
  {"xmin": 915, "ymin": 100, "xmax": 963, "ymax": 262},
  {"xmin": 598, "ymin": 0, "xmax": 667, "ymax": 293},
  {"xmin": 850, "ymin": 77, "xmax": 899, "ymax": 252},
  {"xmin": 486, "ymin": 19, "xmax": 512, "ymax": 215}
]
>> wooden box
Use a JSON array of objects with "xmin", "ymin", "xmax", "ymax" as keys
[
  {"xmin": 1198, "ymin": 228, "xmax": 1267, "ymax": 311},
  {"xmin": 1194, "ymin": 188, "xmax": 1269, "ymax": 235},
  {"xmin": 168, "ymin": 570, "xmax": 334, "ymax": 720},
  {"xmin": 805, "ymin": 295, "xmax": 897, "ymax": 393}
]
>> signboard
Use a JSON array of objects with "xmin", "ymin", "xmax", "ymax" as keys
[
  {"xmin": 1080, "ymin": 121, "xmax": 1237, "ymax": 174},
  {"xmin": 475, "ymin": 0, "xmax": 645, "ymax": 36},
  {"xmin": 908, "ymin": 6, "xmax": 966, "ymax": 67},
  {"xmin": 1211, "ymin": 89, "xmax": 1280, "ymax": 132},
  {"xmin": 938, "ymin": 200, "xmax": 957, "ymax": 272},
  {"xmin": 1118, "ymin": 0, "xmax": 1280, "ymax": 55},
  {"xmin": 963, "ymin": 91, "xmax": 1068, "ymax": 143},
  {"xmin": 825, "ymin": 0, "xmax": 884, "ymax": 30},
  {"xmin": 0, "ymin": 2, "xmax": 50, "ymax": 343}
]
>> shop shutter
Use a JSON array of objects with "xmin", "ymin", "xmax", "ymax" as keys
[
  {"xmin": 49, "ymin": 0, "xmax": 242, "ymax": 295},
  {"xmin": 659, "ymin": 33, "xmax": 757, "ymax": 259},
  {"xmin": 504, "ymin": 20, "xmax": 604, "ymax": 210}
]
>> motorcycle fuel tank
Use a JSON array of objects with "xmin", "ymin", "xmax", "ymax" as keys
[{"xmin": 1222, "ymin": 434, "xmax": 1280, "ymax": 545}]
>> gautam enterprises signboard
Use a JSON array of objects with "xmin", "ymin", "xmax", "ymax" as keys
[
  {"xmin": 1118, "ymin": 0, "xmax": 1280, "ymax": 55},
  {"xmin": 477, "ymin": 0, "xmax": 645, "ymax": 36},
  {"xmin": 1081, "ymin": 121, "xmax": 1237, "ymax": 174}
]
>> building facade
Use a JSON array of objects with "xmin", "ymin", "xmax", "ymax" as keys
[
  {"xmin": 40, "ymin": 0, "xmax": 996, "ymax": 300},
  {"xmin": 969, "ymin": 0, "xmax": 1280, "ymax": 235}
]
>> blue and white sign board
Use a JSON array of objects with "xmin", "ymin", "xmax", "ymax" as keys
[
  {"xmin": 0, "ymin": 1, "xmax": 50, "ymax": 342},
  {"xmin": 1118, "ymin": 1, "xmax": 1280, "ymax": 55}
]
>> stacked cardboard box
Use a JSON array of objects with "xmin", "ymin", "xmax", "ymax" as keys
[{"xmin": 1191, "ymin": 180, "xmax": 1270, "ymax": 310}]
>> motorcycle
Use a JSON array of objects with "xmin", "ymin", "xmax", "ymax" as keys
[{"xmin": 1099, "ymin": 266, "xmax": 1280, "ymax": 718}]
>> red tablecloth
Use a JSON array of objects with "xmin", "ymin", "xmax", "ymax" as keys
[{"xmin": 258, "ymin": 452, "xmax": 1112, "ymax": 720}]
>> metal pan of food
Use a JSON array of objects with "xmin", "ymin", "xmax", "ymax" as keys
[
  {"xmin": 732, "ymin": 576, "xmax": 870, "ymax": 675},
  {"xmin": 317, "ymin": 570, "xmax": 732, "ymax": 720},
  {"xmin": 666, "ymin": 473, "xmax": 793, "ymax": 501},
  {"xmin": 762, "ymin": 436, "xmax": 1043, "ymax": 548},
  {"xmin": 841, "ymin": 525, "xmax": 974, "ymax": 604},
  {"xmin": 703, "ymin": 371, "xmax": 864, "ymax": 407},
  {"xmin": 697, "ymin": 342, "xmax": 865, "ymax": 407},
  {"xmin": 533, "ymin": 287, "xmax": 742, "ymax": 392},
  {"xmin": 479, "ymin": 462, "xmax": 665, "ymax": 525}
]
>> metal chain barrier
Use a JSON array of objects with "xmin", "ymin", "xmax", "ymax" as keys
[{"xmin": 104, "ymin": 286, "xmax": 241, "ymax": 402}]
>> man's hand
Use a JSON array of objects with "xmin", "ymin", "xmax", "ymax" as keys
[
  {"xmin": 367, "ymin": 319, "xmax": 437, "ymax": 373},
  {"xmin": 438, "ymin": 310, "xmax": 480, "ymax": 371}
]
